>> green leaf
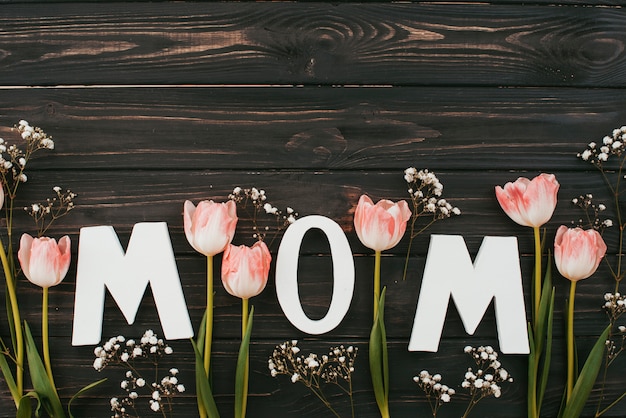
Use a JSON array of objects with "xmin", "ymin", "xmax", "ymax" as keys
[
  {"xmin": 235, "ymin": 306, "xmax": 254, "ymax": 418},
  {"xmin": 535, "ymin": 259, "xmax": 553, "ymax": 350},
  {"xmin": 528, "ymin": 253, "xmax": 555, "ymax": 417},
  {"xmin": 369, "ymin": 288, "xmax": 389, "ymax": 417},
  {"xmin": 17, "ymin": 394, "xmax": 33, "ymax": 418},
  {"xmin": 0, "ymin": 341, "xmax": 19, "ymax": 403},
  {"xmin": 5, "ymin": 287, "xmax": 17, "ymax": 356},
  {"xmin": 191, "ymin": 338, "xmax": 220, "ymax": 418},
  {"xmin": 561, "ymin": 325, "xmax": 611, "ymax": 418},
  {"xmin": 379, "ymin": 289, "xmax": 389, "ymax": 406},
  {"xmin": 194, "ymin": 310, "xmax": 213, "ymax": 417},
  {"xmin": 67, "ymin": 378, "xmax": 107, "ymax": 418},
  {"xmin": 537, "ymin": 287, "xmax": 554, "ymax": 412},
  {"xmin": 196, "ymin": 309, "xmax": 207, "ymax": 353},
  {"xmin": 23, "ymin": 322, "xmax": 66, "ymax": 418},
  {"xmin": 527, "ymin": 322, "xmax": 537, "ymax": 418}
]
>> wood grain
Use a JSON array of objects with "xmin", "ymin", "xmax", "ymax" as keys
[
  {"xmin": 1, "ymin": 1, "xmax": 626, "ymax": 417},
  {"xmin": 0, "ymin": 86, "xmax": 625, "ymax": 171},
  {"xmin": 1, "ymin": 3, "xmax": 626, "ymax": 87}
]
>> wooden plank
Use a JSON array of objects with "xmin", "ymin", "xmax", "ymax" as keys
[
  {"xmin": 2, "ymin": 252, "xmax": 616, "ymax": 340},
  {"xmin": 0, "ymin": 169, "xmax": 618, "ymax": 339},
  {"xmin": 1, "ymin": 3, "xmax": 626, "ymax": 87},
  {"xmin": 1, "ymin": 337, "xmax": 623, "ymax": 418},
  {"xmin": 0, "ymin": 169, "xmax": 616, "ymax": 252},
  {"xmin": 0, "ymin": 86, "xmax": 625, "ymax": 171},
  {"xmin": 0, "ymin": 170, "xmax": 618, "ymax": 340}
]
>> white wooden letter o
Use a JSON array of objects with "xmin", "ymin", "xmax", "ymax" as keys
[{"xmin": 276, "ymin": 215, "xmax": 355, "ymax": 334}]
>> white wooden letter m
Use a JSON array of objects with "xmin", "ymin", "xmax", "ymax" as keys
[
  {"xmin": 409, "ymin": 235, "xmax": 529, "ymax": 354},
  {"xmin": 72, "ymin": 223, "xmax": 193, "ymax": 346}
]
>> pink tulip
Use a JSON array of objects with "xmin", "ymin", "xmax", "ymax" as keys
[
  {"xmin": 554, "ymin": 225, "xmax": 607, "ymax": 282},
  {"xmin": 221, "ymin": 241, "xmax": 271, "ymax": 299},
  {"xmin": 183, "ymin": 199, "xmax": 238, "ymax": 256},
  {"xmin": 495, "ymin": 173, "xmax": 559, "ymax": 228},
  {"xmin": 18, "ymin": 234, "xmax": 71, "ymax": 288},
  {"xmin": 354, "ymin": 194, "xmax": 412, "ymax": 252}
]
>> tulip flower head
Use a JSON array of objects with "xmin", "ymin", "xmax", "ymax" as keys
[
  {"xmin": 354, "ymin": 194, "xmax": 412, "ymax": 252},
  {"xmin": 554, "ymin": 225, "xmax": 607, "ymax": 282},
  {"xmin": 18, "ymin": 234, "xmax": 71, "ymax": 288},
  {"xmin": 495, "ymin": 173, "xmax": 559, "ymax": 228},
  {"xmin": 183, "ymin": 199, "xmax": 238, "ymax": 256},
  {"xmin": 221, "ymin": 241, "xmax": 271, "ymax": 300}
]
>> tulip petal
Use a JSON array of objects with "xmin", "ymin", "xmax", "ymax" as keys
[
  {"xmin": 495, "ymin": 174, "xmax": 559, "ymax": 228},
  {"xmin": 18, "ymin": 233, "xmax": 34, "ymax": 281},
  {"xmin": 221, "ymin": 241, "xmax": 271, "ymax": 300},
  {"xmin": 18, "ymin": 235, "xmax": 71, "ymax": 288},
  {"xmin": 183, "ymin": 199, "xmax": 238, "ymax": 256},
  {"xmin": 554, "ymin": 226, "xmax": 606, "ymax": 282},
  {"xmin": 57, "ymin": 235, "xmax": 72, "ymax": 282},
  {"xmin": 354, "ymin": 194, "xmax": 410, "ymax": 252},
  {"xmin": 183, "ymin": 200, "xmax": 197, "ymax": 251}
]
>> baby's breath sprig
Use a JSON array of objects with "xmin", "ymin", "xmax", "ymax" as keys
[
  {"xmin": 403, "ymin": 168, "xmax": 460, "ymax": 280},
  {"xmin": 229, "ymin": 186, "xmax": 298, "ymax": 248},
  {"xmin": 602, "ymin": 293, "xmax": 626, "ymax": 365},
  {"xmin": 93, "ymin": 330, "xmax": 184, "ymax": 418},
  {"xmin": 604, "ymin": 326, "xmax": 626, "ymax": 365},
  {"xmin": 578, "ymin": 127, "xmax": 626, "ymax": 287},
  {"xmin": 578, "ymin": 127, "xmax": 626, "ymax": 167},
  {"xmin": 577, "ymin": 125, "xmax": 626, "ymax": 416},
  {"xmin": 0, "ymin": 120, "xmax": 54, "ymax": 200},
  {"xmin": 459, "ymin": 345, "xmax": 513, "ymax": 418},
  {"xmin": 268, "ymin": 340, "xmax": 358, "ymax": 418},
  {"xmin": 571, "ymin": 194, "xmax": 612, "ymax": 232},
  {"xmin": 413, "ymin": 370, "xmax": 455, "ymax": 417},
  {"xmin": 25, "ymin": 186, "xmax": 76, "ymax": 236},
  {"xmin": 603, "ymin": 292, "xmax": 626, "ymax": 323},
  {"xmin": 414, "ymin": 346, "xmax": 511, "ymax": 418}
]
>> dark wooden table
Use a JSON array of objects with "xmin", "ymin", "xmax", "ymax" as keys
[{"xmin": 1, "ymin": 2, "xmax": 625, "ymax": 417}]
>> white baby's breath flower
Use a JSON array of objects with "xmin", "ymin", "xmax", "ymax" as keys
[
  {"xmin": 150, "ymin": 400, "xmax": 160, "ymax": 412},
  {"xmin": 93, "ymin": 357, "xmax": 104, "ymax": 371}
]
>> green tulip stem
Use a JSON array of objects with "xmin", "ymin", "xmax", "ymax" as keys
[
  {"xmin": 42, "ymin": 286, "xmax": 55, "ymax": 388},
  {"xmin": 204, "ymin": 255, "xmax": 214, "ymax": 376},
  {"xmin": 373, "ymin": 251, "xmax": 381, "ymax": 321},
  {"xmin": 241, "ymin": 298, "xmax": 250, "ymax": 418},
  {"xmin": 567, "ymin": 280, "xmax": 577, "ymax": 401},
  {"xmin": 0, "ymin": 241, "xmax": 23, "ymax": 402},
  {"xmin": 242, "ymin": 298, "xmax": 249, "ymax": 339},
  {"xmin": 533, "ymin": 226, "xmax": 541, "ymax": 327}
]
